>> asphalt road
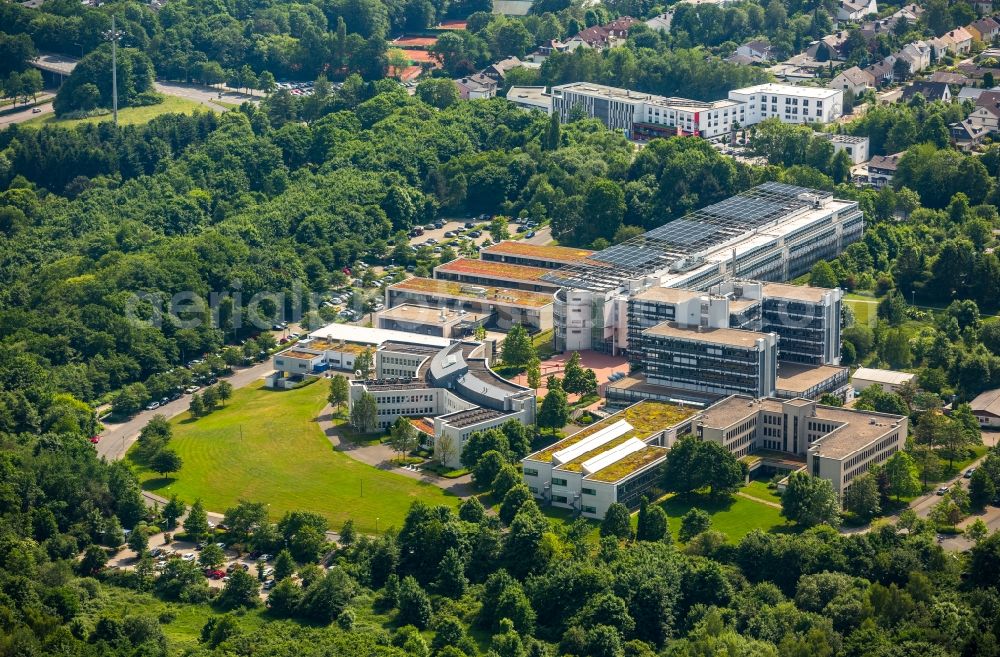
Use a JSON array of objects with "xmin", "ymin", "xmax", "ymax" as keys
[
  {"xmin": 153, "ymin": 81, "xmax": 257, "ymax": 112},
  {"xmin": 95, "ymin": 359, "xmax": 276, "ymax": 462},
  {"xmin": 0, "ymin": 97, "xmax": 54, "ymax": 128}
]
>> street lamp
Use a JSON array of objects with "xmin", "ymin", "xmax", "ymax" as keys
[{"xmin": 104, "ymin": 16, "xmax": 125, "ymax": 126}]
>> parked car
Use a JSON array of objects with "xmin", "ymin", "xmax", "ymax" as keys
[
  {"xmin": 937, "ymin": 486, "xmax": 950, "ymax": 495},
  {"xmin": 965, "ymin": 468, "xmax": 977, "ymax": 478},
  {"xmin": 31, "ymin": 107, "xmax": 41, "ymax": 113},
  {"xmin": 444, "ymin": 231, "xmax": 455, "ymax": 238},
  {"xmin": 263, "ymin": 579, "xmax": 277, "ymax": 590},
  {"xmin": 464, "ymin": 221, "xmax": 475, "ymax": 229},
  {"xmin": 182, "ymin": 553, "xmax": 196, "ymax": 561},
  {"xmin": 526, "ymin": 231, "xmax": 536, "ymax": 238},
  {"xmin": 185, "ymin": 385, "xmax": 201, "ymax": 394},
  {"xmin": 145, "ymin": 401, "xmax": 160, "ymax": 411},
  {"xmin": 90, "ymin": 435, "xmax": 101, "ymax": 444}
]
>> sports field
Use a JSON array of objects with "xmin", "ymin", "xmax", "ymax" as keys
[{"xmin": 130, "ymin": 380, "xmax": 459, "ymax": 534}]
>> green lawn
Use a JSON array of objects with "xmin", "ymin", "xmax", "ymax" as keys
[
  {"xmin": 740, "ymin": 480, "xmax": 782, "ymax": 505},
  {"xmin": 23, "ymin": 95, "xmax": 211, "ymax": 128},
  {"xmin": 660, "ymin": 492, "xmax": 792, "ymax": 542},
  {"xmin": 129, "ymin": 380, "xmax": 459, "ymax": 534}
]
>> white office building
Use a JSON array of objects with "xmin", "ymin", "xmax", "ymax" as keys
[
  {"xmin": 546, "ymin": 183, "xmax": 863, "ymax": 355},
  {"xmin": 550, "ymin": 82, "xmax": 746, "ymax": 140},
  {"xmin": 728, "ymin": 83, "xmax": 843, "ymax": 125}
]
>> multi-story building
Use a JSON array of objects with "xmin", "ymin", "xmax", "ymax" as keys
[
  {"xmin": 760, "ymin": 282, "xmax": 843, "ymax": 366},
  {"xmin": 480, "ymin": 241, "xmax": 596, "ymax": 269},
  {"xmin": 522, "ymin": 401, "xmax": 699, "ymax": 518},
  {"xmin": 348, "ymin": 339, "xmax": 536, "ymax": 466},
  {"xmin": 376, "ymin": 305, "xmax": 491, "ymax": 339},
  {"xmin": 641, "ymin": 322, "xmax": 779, "ymax": 398},
  {"xmin": 266, "ymin": 324, "xmax": 451, "ymax": 388},
  {"xmin": 522, "ymin": 394, "xmax": 906, "ymax": 518},
  {"xmin": 385, "ymin": 277, "xmax": 553, "ymax": 332},
  {"xmin": 545, "ymin": 183, "xmax": 863, "ymax": 355},
  {"xmin": 697, "ymin": 395, "xmax": 907, "ymax": 497},
  {"xmin": 433, "ymin": 258, "xmax": 562, "ymax": 293},
  {"xmin": 728, "ymin": 83, "xmax": 843, "ymax": 125},
  {"xmin": 550, "ymin": 82, "xmax": 746, "ymax": 140}
]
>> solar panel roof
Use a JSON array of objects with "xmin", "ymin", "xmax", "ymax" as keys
[{"xmin": 542, "ymin": 183, "xmax": 830, "ymax": 291}]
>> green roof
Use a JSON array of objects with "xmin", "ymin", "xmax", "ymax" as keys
[
  {"xmin": 529, "ymin": 401, "xmax": 698, "ymax": 464},
  {"xmin": 587, "ymin": 445, "xmax": 667, "ymax": 483}
]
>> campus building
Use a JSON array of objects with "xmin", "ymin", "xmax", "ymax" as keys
[
  {"xmin": 546, "ymin": 183, "xmax": 863, "ymax": 356},
  {"xmin": 480, "ymin": 241, "xmax": 596, "ymax": 269},
  {"xmin": 697, "ymin": 395, "xmax": 907, "ymax": 497},
  {"xmin": 348, "ymin": 339, "xmax": 536, "ymax": 467},
  {"xmin": 522, "ymin": 401, "xmax": 700, "ymax": 518},
  {"xmin": 640, "ymin": 323, "xmax": 779, "ymax": 398},
  {"xmin": 376, "ymin": 304, "xmax": 491, "ymax": 339},
  {"xmin": 522, "ymin": 394, "xmax": 906, "ymax": 518},
  {"xmin": 433, "ymin": 258, "xmax": 562, "ymax": 293},
  {"xmin": 267, "ymin": 324, "xmax": 451, "ymax": 389},
  {"xmin": 385, "ymin": 277, "xmax": 553, "ymax": 332}
]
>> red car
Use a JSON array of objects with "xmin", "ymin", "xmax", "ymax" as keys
[
  {"xmin": 89, "ymin": 435, "xmax": 101, "ymax": 444},
  {"xmin": 206, "ymin": 569, "xmax": 225, "ymax": 579}
]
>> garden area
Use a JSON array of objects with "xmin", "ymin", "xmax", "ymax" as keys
[{"xmin": 127, "ymin": 380, "xmax": 460, "ymax": 534}]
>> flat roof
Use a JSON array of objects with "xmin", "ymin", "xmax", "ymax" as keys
[
  {"xmin": 762, "ymin": 282, "xmax": 831, "ymax": 303},
  {"xmin": 528, "ymin": 400, "xmax": 699, "ymax": 463},
  {"xmin": 697, "ymin": 395, "xmax": 905, "ymax": 459},
  {"xmin": 435, "ymin": 258, "xmax": 554, "ymax": 283},
  {"xmin": 730, "ymin": 82, "xmax": 842, "ymax": 99},
  {"xmin": 587, "ymin": 445, "xmax": 668, "ymax": 483},
  {"xmin": 851, "ymin": 367, "xmax": 915, "ymax": 385},
  {"xmin": 811, "ymin": 406, "xmax": 905, "ymax": 459},
  {"xmin": 542, "ymin": 183, "xmax": 847, "ymax": 293},
  {"xmin": 776, "ymin": 363, "xmax": 848, "ymax": 392},
  {"xmin": 729, "ymin": 297, "xmax": 760, "ymax": 313},
  {"xmin": 482, "ymin": 241, "xmax": 596, "ymax": 264},
  {"xmin": 379, "ymin": 304, "xmax": 491, "ymax": 324},
  {"xmin": 439, "ymin": 407, "xmax": 510, "ymax": 428},
  {"xmin": 389, "ymin": 277, "xmax": 553, "ymax": 308},
  {"xmin": 632, "ymin": 286, "xmax": 703, "ymax": 304},
  {"xmin": 379, "ymin": 340, "xmax": 443, "ymax": 356},
  {"xmin": 280, "ymin": 350, "xmax": 320, "ymax": 359},
  {"xmin": 643, "ymin": 321, "xmax": 771, "ymax": 349},
  {"xmin": 309, "ymin": 323, "xmax": 452, "ymax": 349}
]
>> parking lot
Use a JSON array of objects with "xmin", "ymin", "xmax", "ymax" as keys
[
  {"xmin": 406, "ymin": 217, "xmax": 526, "ymax": 249},
  {"xmin": 109, "ymin": 529, "xmax": 277, "ymax": 597}
]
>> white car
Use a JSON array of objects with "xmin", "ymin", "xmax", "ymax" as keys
[
  {"xmin": 181, "ymin": 553, "xmax": 195, "ymax": 561},
  {"xmin": 215, "ymin": 542, "xmax": 226, "ymax": 549}
]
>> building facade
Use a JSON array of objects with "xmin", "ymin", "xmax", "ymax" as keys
[{"xmin": 728, "ymin": 83, "xmax": 844, "ymax": 125}]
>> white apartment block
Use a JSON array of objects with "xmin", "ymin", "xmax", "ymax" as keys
[{"xmin": 728, "ymin": 83, "xmax": 844, "ymax": 125}]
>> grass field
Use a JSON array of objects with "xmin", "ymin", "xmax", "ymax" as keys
[
  {"xmin": 23, "ymin": 95, "xmax": 210, "ymax": 128},
  {"xmin": 660, "ymin": 492, "xmax": 791, "ymax": 542},
  {"xmin": 740, "ymin": 480, "xmax": 782, "ymax": 505},
  {"xmin": 129, "ymin": 380, "xmax": 459, "ymax": 534}
]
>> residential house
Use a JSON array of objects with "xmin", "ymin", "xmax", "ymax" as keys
[
  {"xmin": 736, "ymin": 39, "xmax": 775, "ymax": 63},
  {"xmin": 453, "ymin": 74, "xmax": 497, "ymax": 100},
  {"xmin": 807, "ymin": 32, "xmax": 850, "ymax": 60},
  {"xmin": 645, "ymin": 12, "xmax": 673, "ymax": 33},
  {"xmin": 896, "ymin": 40, "xmax": 932, "ymax": 73},
  {"xmin": 564, "ymin": 17, "xmax": 637, "ymax": 51},
  {"xmin": 958, "ymin": 62, "xmax": 1000, "ymax": 81},
  {"xmin": 959, "ymin": 86, "xmax": 986, "ymax": 102},
  {"xmin": 865, "ymin": 59, "xmax": 895, "ymax": 86},
  {"xmin": 893, "ymin": 4, "xmax": 924, "ymax": 22},
  {"xmin": 829, "ymin": 66, "xmax": 876, "ymax": 95},
  {"xmin": 926, "ymin": 36, "xmax": 953, "ymax": 59},
  {"xmin": 900, "ymin": 80, "xmax": 952, "ymax": 102},
  {"xmin": 482, "ymin": 56, "xmax": 525, "ymax": 82},
  {"xmin": 527, "ymin": 39, "xmax": 567, "ymax": 63},
  {"xmin": 950, "ymin": 118, "xmax": 989, "ymax": 149},
  {"xmin": 837, "ymin": 0, "xmax": 877, "ymax": 22},
  {"xmin": 969, "ymin": 16, "xmax": 1000, "ymax": 42},
  {"xmin": 975, "ymin": 89, "xmax": 1000, "ymax": 109},
  {"xmin": 728, "ymin": 54, "xmax": 756, "ymax": 65},
  {"xmin": 866, "ymin": 152, "xmax": 903, "ymax": 187},
  {"xmin": 973, "ymin": 0, "xmax": 994, "ymax": 15},
  {"xmin": 947, "ymin": 27, "xmax": 975, "ymax": 53},
  {"xmin": 928, "ymin": 70, "xmax": 970, "ymax": 85}
]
